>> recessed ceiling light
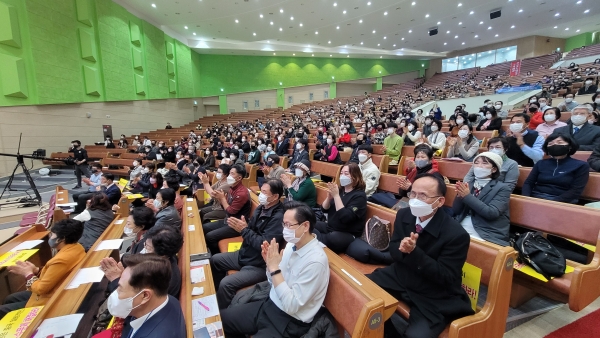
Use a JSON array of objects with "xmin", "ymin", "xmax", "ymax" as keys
[
  {"xmin": 444, "ymin": 42, "xmax": 447, "ymax": 45},
  {"xmin": 273, "ymin": 53, "xmax": 276, "ymax": 55},
  {"xmin": 462, "ymin": 42, "xmax": 465, "ymax": 45},
  {"xmin": 151, "ymin": 3, "xmax": 156, "ymax": 7},
  {"xmin": 384, "ymin": 11, "xmax": 388, "ymax": 15},
  {"xmin": 438, "ymin": 21, "xmax": 441, "ymax": 25},
  {"xmin": 393, "ymin": 44, "xmax": 396, "ymax": 47},
  {"xmin": 330, "ymin": 54, "xmax": 332, "ymax": 57},
  {"xmin": 401, "ymin": 37, "xmax": 405, "ymax": 40},
  {"xmin": 401, "ymin": 48, "xmax": 404, "ymax": 50},
  {"xmin": 380, "ymin": 56, "xmax": 382, "ymax": 58},
  {"xmin": 359, "ymin": 19, "xmax": 363, "ymax": 23},
  {"xmin": 315, "ymin": 31, "xmax": 318, "ymax": 34},
  {"xmin": 279, "ymin": 82, "xmax": 282, "ymax": 85},
  {"xmin": 495, "ymin": 34, "xmax": 498, "ymax": 37},
  {"xmin": 412, "ymin": 2, "xmax": 416, "ymax": 5},
  {"xmin": 518, "ymin": 9, "xmax": 523, "ymax": 13},
  {"xmin": 347, "ymin": 55, "xmax": 349, "ymax": 57},
  {"xmin": 474, "ymin": 34, "xmax": 478, "ymax": 38},
  {"xmin": 279, "ymin": 27, "xmax": 282, "ymax": 31},
  {"xmin": 193, "ymin": 32, "xmax": 196, "ymax": 35},
  {"xmin": 383, "ymin": 36, "xmax": 387, "ymax": 39},
  {"xmin": 280, "ymin": 9, "xmax": 283, "ymax": 13},
  {"xmin": 584, "ymin": 9, "xmax": 590, "ymax": 13},
  {"xmin": 479, "ymin": 21, "xmax": 484, "ymax": 24},
  {"xmin": 554, "ymin": 12, "xmax": 560, "ymax": 16},
  {"xmin": 293, "ymin": 53, "xmax": 295, "ymax": 55},
  {"xmin": 290, "ymin": 16, "xmax": 294, "ymax": 20},
  {"xmin": 488, "ymin": 26, "xmax": 492, "ymax": 30},
  {"xmin": 360, "ymin": 41, "xmax": 363, "ymax": 44},
  {"xmin": 455, "ymin": 35, "xmax": 458, "ymax": 38},
  {"xmin": 425, "ymin": 13, "xmax": 429, "ymax": 18},
  {"xmin": 260, "ymin": 14, "xmax": 263, "ymax": 18},
  {"xmin": 343, "ymin": 10, "xmax": 347, "ymax": 14},
  {"xmin": 377, "ymin": 43, "xmax": 380, "ymax": 46},
  {"xmin": 373, "ymin": 30, "xmax": 376, "ymax": 33},
  {"xmin": 458, "ymin": 22, "xmax": 462, "ymax": 25},
  {"xmin": 368, "ymin": 2, "xmax": 372, "ymax": 5},
  {"xmin": 511, "ymin": 25, "xmax": 515, "ymax": 28},
  {"xmin": 336, "ymin": 26, "xmax": 340, "ymax": 29},
  {"xmin": 565, "ymin": 27, "xmax": 570, "ymax": 30},
  {"xmin": 270, "ymin": 21, "xmax": 273, "ymax": 25},
  {"xmin": 408, "ymin": 29, "xmax": 412, "ymax": 33},
  {"xmin": 576, "ymin": 29, "xmax": 580, "ymax": 32},
  {"xmin": 576, "ymin": 0, "xmax": 582, "ymax": 3},
  {"xmin": 267, "ymin": 40, "xmax": 270, "ymax": 43},
  {"xmin": 457, "ymin": 3, "xmax": 462, "ymax": 7},
  {"xmin": 234, "ymin": 20, "xmax": 238, "ymax": 23},
  {"xmin": 311, "ymin": 54, "xmax": 314, "ymax": 56},
  {"xmin": 253, "ymin": 32, "xmax": 256, "ymax": 36},
  {"xmin": 220, "ymin": 88, "xmax": 224, "ymax": 91},
  {"xmin": 553, "ymin": 26, "xmax": 558, "ymax": 28},
  {"xmin": 333, "ymin": 2, "xmax": 337, "ymax": 6},
  {"xmin": 469, "ymin": 11, "xmax": 474, "ymax": 14},
  {"xmin": 328, "ymin": 40, "xmax": 331, "ymax": 44},
  {"xmin": 299, "ymin": 23, "xmax": 303, "ymax": 26},
  {"xmin": 446, "ymin": 30, "xmax": 450, "ymax": 34}
]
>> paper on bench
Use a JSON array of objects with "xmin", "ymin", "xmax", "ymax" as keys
[
  {"xmin": 10, "ymin": 240, "xmax": 43, "ymax": 252},
  {"xmin": 191, "ymin": 259, "xmax": 210, "ymax": 267},
  {"xmin": 94, "ymin": 239, "xmax": 124, "ymax": 251},
  {"xmin": 56, "ymin": 202, "xmax": 77, "ymax": 207},
  {"xmin": 35, "ymin": 313, "xmax": 83, "ymax": 338},
  {"xmin": 192, "ymin": 287, "xmax": 204, "ymax": 296},
  {"xmin": 187, "ymin": 198, "xmax": 194, "ymax": 202},
  {"xmin": 114, "ymin": 219, "xmax": 124, "ymax": 225},
  {"xmin": 192, "ymin": 294, "xmax": 220, "ymax": 321},
  {"xmin": 191, "ymin": 266, "xmax": 206, "ymax": 283},
  {"xmin": 65, "ymin": 266, "xmax": 105, "ymax": 289}
]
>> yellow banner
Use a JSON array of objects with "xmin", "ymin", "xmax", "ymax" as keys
[
  {"xmin": 227, "ymin": 242, "xmax": 242, "ymax": 252},
  {"xmin": 461, "ymin": 263, "xmax": 482, "ymax": 311},
  {"xmin": 0, "ymin": 306, "xmax": 43, "ymax": 338},
  {"xmin": 0, "ymin": 250, "xmax": 39, "ymax": 267},
  {"xmin": 513, "ymin": 261, "xmax": 575, "ymax": 282},
  {"xmin": 118, "ymin": 178, "xmax": 129, "ymax": 192},
  {"xmin": 204, "ymin": 191, "xmax": 211, "ymax": 204},
  {"xmin": 126, "ymin": 194, "xmax": 144, "ymax": 200}
]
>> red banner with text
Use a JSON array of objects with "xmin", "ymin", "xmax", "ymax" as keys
[{"xmin": 509, "ymin": 60, "xmax": 522, "ymax": 77}]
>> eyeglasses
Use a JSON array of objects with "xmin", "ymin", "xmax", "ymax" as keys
[
  {"xmin": 408, "ymin": 191, "xmax": 441, "ymax": 202},
  {"xmin": 282, "ymin": 222, "xmax": 302, "ymax": 229}
]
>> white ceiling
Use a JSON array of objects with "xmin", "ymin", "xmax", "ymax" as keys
[{"xmin": 114, "ymin": 0, "xmax": 600, "ymax": 60}]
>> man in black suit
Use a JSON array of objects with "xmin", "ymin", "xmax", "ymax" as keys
[
  {"xmin": 577, "ymin": 78, "xmax": 598, "ymax": 95},
  {"xmin": 287, "ymin": 138, "xmax": 309, "ymax": 170},
  {"xmin": 100, "ymin": 173, "xmax": 121, "ymax": 206},
  {"xmin": 550, "ymin": 104, "xmax": 600, "ymax": 151},
  {"xmin": 275, "ymin": 134, "xmax": 289, "ymax": 157},
  {"xmin": 368, "ymin": 174, "xmax": 474, "ymax": 338}
]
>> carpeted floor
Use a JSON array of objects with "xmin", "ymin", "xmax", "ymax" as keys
[{"xmin": 544, "ymin": 307, "xmax": 600, "ymax": 338}]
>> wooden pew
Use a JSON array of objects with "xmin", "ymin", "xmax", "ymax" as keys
[
  {"xmin": 20, "ymin": 215, "xmax": 125, "ymax": 337},
  {"xmin": 310, "ymin": 160, "xmax": 342, "ymax": 185},
  {"xmin": 101, "ymin": 158, "xmax": 151, "ymax": 177},
  {"xmin": 54, "ymin": 186, "xmax": 70, "ymax": 223},
  {"xmin": 517, "ymin": 166, "xmax": 600, "ymax": 201},
  {"xmin": 242, "ymin": 163, "xmax": 258, "ymax": 188},
  {"xmin": 181, "ymin": 196, "xmax": 222, "ymax": 337}
]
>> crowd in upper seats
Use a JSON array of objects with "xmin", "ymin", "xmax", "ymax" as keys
[{"xmin": 7, "ymin": 59, "xmax": 600, "ymax": 337}]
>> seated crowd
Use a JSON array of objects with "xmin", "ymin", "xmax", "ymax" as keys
[{"xmin": 3, "ymin": 77, "xmax": 600, "ymax": 338}]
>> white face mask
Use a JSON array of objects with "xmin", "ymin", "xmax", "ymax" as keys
[
  {"xmin": 544, "ymin": 114, "xmax": 556, "ymax": 122},
  {"xmin": 326, "ymin": 138, "xmax": 333, "ymax": 145},
  {"xmin": 387, "ymin": 128, "xmax": 394, "ymax": 135},
  {"xmin": 571, "ymin": 115, "xmax": 587, "ymax": 126},
  {"xmin": 358, "ymin": 154, "xmax": 368, "ymax": 163},
  {"xmin": 589, "ymin": 120, "xmax": 596, "ymax": 124},
  {"xmin": 473, "ymin": 167, "xmax": 492, "ymax": 178},
  {"xmin": 495, "ymin": 104, "xmax": 502, "ymax": 110},
  {"xmin": 586, "ymin": 80, "xmax": 593, "ymax": 85},
  {"xmin": 458, "ymin": 130, "xmax": 469, "ymax": 139},
  {"xmin": 221, "ymin": 152, "xmax": 226, "ymax": 157},
  {"xmin": 230, "ymin": 154, "xmax": 236, "ymax": 160},
  {"xmin": 430, "ymin": 125, "xmax": 439, "ymax": 132},
  {"xmin": 425, "ymin": 120, "xmax": 432, "ymax": 125},
  {"xmin": 485, "ymin": 114, "xmax": 492, "ymax": 120},
  {"xmin": 408, "ymin": 125, "xmax": 414, "ymax": 131},
  {"xmin": 595, "ymin": 99, "xmax": 600, "ymax": 104},
  {"xmin": 339, "ymin": 175, "xmax": 352, "ymax": 187},
  {"xmin": 267, "ymin": 147, "xmax": 272, "ymax": 152},
  {"xmin": 176, "ymin": 154, "xmax": 181, "ymax": 159},
  {"xmin": 486, "ymin": 104, "xmax": 493, "ymax": 109},
  {"xmin": 107, "ymin": 289, "xmax": 145, "ymax": 318},
  {"xmin": 408, "ymin": 198, "xmax": 439, "ymax": 217},
  {"xmin": 258, "ymin": 192, "xmax": 270, "ymax": 206},
  {"xmin": 489, "ymin": 148, "xmax": 504, "ymax": 156},
  {"xmin": 216, "ymin": 173, "xmax": 223, "ymax": 180},
  {"xmin": 565, "ymin": 98, "xmax": 573, "ymax": 103},
  {"xmin": 283, "ymin": 226, "xmax": 304, "ymax": 244},
  {"xmin": 539, "ymin": 102, "xmax": 547, "ymax": 108},
  {"xmin": 153, "ymin": 199, "xmax": 162, "ymax": 209},
  {"xmin": 227, "ymin": 175, "xmax": 236, "ymax": 185},
  {"xmin": 296, "ymin": 143, "xmax": 302, "ymax": 150},
  {"xmin": 509, "ymin": 123, "xmax": 524, "ymax": 133},
  {"xmin": 205, "ymin": 150, "xmax": 210, "ymax": 155},
  {"xmin": 294, "ymin": 168, "xmax": 304, "ymax": 177},
  {"xmin": 400, "ymin": 123, "xmax": 406, "ymax": 127},
  {"xmin": 456, "ymin": 119, "xmax": 464, "ymax": 125},
  {"xmin": 124, "ymin": 227, "xmax": 135, "ymax": 236},
  {"xmin": 530, "ymin": 99, "xmax": 537, "ymax": 103}
]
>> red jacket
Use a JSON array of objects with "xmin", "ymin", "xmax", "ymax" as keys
[
  {"xmin": 529, "ymin": 111, "xmax": 544, "ymax": 130},
  {"xmin": 339, "ymin": 133, "xmax": 351, "ymax": 144}
]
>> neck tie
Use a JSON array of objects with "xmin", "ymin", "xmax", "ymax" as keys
[
  {"xmin": 574, "ymin": 127, "xmax": 580, "ymax": 134},
  {"xmin": 415, "ymin": 224, "xmax": 423, "ymax": 234}
]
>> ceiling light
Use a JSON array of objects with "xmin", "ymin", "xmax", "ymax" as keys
[
  {"xmin": 315, "ymin": 31, "xmax": 318, "ymax": 34},
  {"xmin": 458, "ymin": 22, "xmax": 462, "ymax": 25},
  {"xmin": 359, "ymin": 19, "xmax": 363, "ymax": 23},
  {"xmin": 299, "ymin": 23, "xmax": 303, "ymax": 26},
  {"xmin": 234, "ymin": 20, "xmax": 238, "ymax": 23},
  {"xmin": 260, "ymin": 14, "xmax": 263, "ymax": 18},
  {"xmin": 409, "ymin": 29, "xmax": 412, "ymax": 33},
  {"xmin": 377, "ymin": 43, "xmax": 380, "ymax": 46},
  {"xmin": 462, "ymin": 42, "xmax": 465, "ymax": 45},
  {"xmin": 193, "ymin": 32, "xmax": 196, "ymax": 35},
  {"xmin": 253, "ymin": 32, "xmax": 256, "ymax": 36},
  {"xmin": 151, "ymin": 3, "xmax": 156, "ymax": 7},
  {"xmin": 360, "ymin": 41, "xmax": 363, "ymax": 45},
  {"xmin": 495, "ymin": 34, "xmax": 498, "ymax": 37},
  {"xmin": 384, "ymin": 12, "xmax": 388, "ymax": 15},
  {"xmin": 576, "ymin": 29, "xmax": 581, "ymax": 32},
  {"xmin": 511, "ymin": 25, "xmax": 515, "ymax": 28},
  {"xmin": 584, "ymin": 9, "xmax": 590, "ymax": 13},
  {"xmin": 383, "ymin": 36, "xmax": 387, "ymax": 39},
  {"xmin": 425, "ymin": 14, "xmax": 429, "ymax": 18},
  {"xmin": 554, "ymin": 12, "xmax": 560, "ymax": 16},
  {"xmin": 446, "ymin": 30, "xmax": 450, "ymax": 34},
  {"xmin": 280, "ymin": 9, "xmax": 283, "ymax": 13},
  {"xmin": 290, "ymin": 16, "xmax": 294, "ymax": 20},
  {"xmin": 270, "ymin": 21, "xmax": 273, "ymax": 25},
  {"xmin": 293, "ymin": 53, "xmax": 296, "ymax": 56},
  {"xmin": 279, "ymin": 27, "xmax": 282, "ymax": 31},
  {"xmin": 328, "ymin": 40, "xmax": 331, "ymax": 44},
  {"xmin": 565, "ymin": 27, "xmax": 570, "ymax": 30},
  {"xmin": 488, "ymin": 26, "xmax": 492, "ymax": 30},
  {"xmin": 553, "ymin": 26, "xmax": 558, "ymax": 29},
  {"xmin": 576, "ymin": 0, "xmax": 582, "ymax": 3},
  {"xmin": 368, "ymin": 2, "xmax": 372, "ymax": 5},
  {"xmin": 474, "ymin": 34, "xmax": 478, "ymax": 38},
  {"xmin": 412, "ymin": 2, "xmax": 416, "ymax": 5},
  {"xmin": 267, "ymin": 40, "xmax": 270, "ymax": 43},
  {"xmin": 393, "ymin": 44, "xmax": 396, "ymax": 47},
  {"xmin": 469, "ymin": 11, "xmax": 474, "ymax": 14},
  {"xmin": 330, "ymin": 54, "xmax": 332, "ymax": 57},
  {"xmin": 373, "ymin": 30, "xmax": 376, "ymax": 33},
  {"xmin": 184, "ymin": 26, "xmax": 188, "ymax": 29},
  {"xmin": 273, "ymin": 53, "xmax": 276, "ymax": 55},
  {"xmin": 401, "ymin": 37, "xmax": 405, "ymax": 40},
  {"xmin": 479, "ymin": 21, "xmax": 484, "ymax": 24},
  {"xmin": 343, "ymin": 10, "xmax": 347, "ymax": 14},
  {"xmin": 518, "ymin": 9, "xmax": 523, "ymax": 13},
  {"xmin": 220, "ymin": 88, "xmax": 224, "ymax": 91},
  {"xmin": 347, "ymin": 55, "xmax": 349, "ymax": 57},
  {"xmin": 455, "ymin": 35, "xmax": 458, "ymax": 38},
  {"xmin": 438, "ymin": 21, "xmax": 441, "ymax": 25},
  {"xmin": 336, "ymin": 26, "xmax": 340, "ymax": 29},
  {"xmin": 279, "ymin": 82, "xmax": 282, "ymax": 85},
  {"xmin": 311, "ymin": 54, "xmax": 314, "ymax": 56},
  {"xmin": 457, "ymin": 3, "xmax": 462, "ymax": 6},
  {"xmin": 380, "ymin": 56, "xmax": 382, "ymax": 58},
  {"xmin": 333, "ymin": 2, "xmax": 337, "ymax": 6},
  {"xmin": 444, "ymin": 42, "xmax": 447, "ymax": 45}
]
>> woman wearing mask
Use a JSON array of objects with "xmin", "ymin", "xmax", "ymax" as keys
[
  {"xmin": 590, "ymin": 112, "xmax": 600, "ymax": 126},
  {"xmin": 198, "ymin": 164, "xmax": 231, "ymax": 223},
  {"xmin": 397, "ymin": 144, "xmax": 442, "ymax": 198},
  {"xmin": 202, "ymin": 148, "xmax": 215, "ymax": 169},
  {"xmin": 163, "ymin": 146, "xmax": 176, "ymax": 163},
  {"xmin": 453, "ymin": 152, "xmax": 511, "ymax": 246},
  {"xmin": 422, "ymin": 116, "xmax": 433, "ymax": 137},
  {"xmin": 247, "ymin": 141, "xmax": 261, "ymax": 165},
  {"xmin": 146, "ymin": 172, "xmax": 163, "ymax": 199},
  {"xmin": 280, "ymin": 160, "xmax": 317, "ymax": 207},
  {"xmin": 131, "ymin": 136, "xmax": 140, "ymax": 147},
  {"xmin": 230, "ymin": 150, "xmax": 245, "ymax": 166},
  {"xmin": 536, "ymin": 108, "xmax": 567, "ymax": 138},
  {"xmin": 123, "ymin": 206, "xmax": 156, "ymax": 254},
  {"xmin": 338, "ymin": 128, "xmax": 352, "ymax": 147},
  {"xmin": 220, "ymin": 148, "xmax": 232, "ymax": 165},
  {"xmin": 592, "ymin": 93, "xmax": 600, "ymax": 113},
  {"xmin": 476, "ymin": 107, "xmax": 502, "ymax": 131},
  {"xmin": 418, "ymin": 120, "xmax": 446, "ymax": 156},
  {"xmin": 320, "ymin": 134, "xmax": 343, "ymax": 164},
  {"xmin": 463, "ymin": 137, "xmax": 519, "ymax": 191},
  {"xmin": 131, "ymin": 163, "xmax": 155, "ymax": 195},
  {"xmin": 403, "ymin": 121, "xmax": 421, "ymax": 146},
  {"xmin": 262, "ymin": 143, "xmax": 276, "ymax": 163},
  {"xmin": 372, "ymin": 124, "xmax": 386, "ymax": 144},
  {"xmin": 152, "ymin": 188, "xmax": 182, "ymax": 228},
  {"xmin": 75, "ymin": 193, "xmax": 115, "ymax": 251},
  {"xmin": 0, "ymin": 220, "xmax": 85, "ymax": 318},
  {"xmin": 141, "ymin": 226, "xmax": 184, "ymax": 298},
  {"xmin": 317, "ymin": 163, "xmax": 367, "ymax": 253},
  {"xmin": 118, "ymin": 135, "xmax": 128, "ymax": 149},
  {"xmin": 526, "ymin": 102, "xmax": 544, "ymax": 130},
  {"xmin": 522, "ymin": 134, "xmax": 589, "ymax": 204},
  {"xmin": 446, "ymin": 124, "xmax": 479, "ymax": 162}
]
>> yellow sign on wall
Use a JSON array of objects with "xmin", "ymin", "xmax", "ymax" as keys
[
  {"xmin": 0, "ymin": 306, "xmax": 43, "ymax": 338},
  {"xmin": 461, "ymin": 262, "xmax": 482, "ymax": 311}
]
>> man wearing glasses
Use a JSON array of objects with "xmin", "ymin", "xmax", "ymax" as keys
[{"xmin": 367, "ymin": 174, "xmax": 474, "ymax": 338}]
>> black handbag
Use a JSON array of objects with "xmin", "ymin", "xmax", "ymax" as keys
[{"xmin": 511, "ymin": 232, "xmax": 566, "ymax": 281}]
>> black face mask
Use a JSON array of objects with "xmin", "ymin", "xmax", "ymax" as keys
[
  {"xmin": 528, "ymin": 107, "xmax": 538, "ymax": 113},
  {"xmin": 547, "ymin": 145, "xmax": 570, "ymax": 157},
  {"xmin": 356, "ymin": 139, "xmax": 363, "ymax": 145}
]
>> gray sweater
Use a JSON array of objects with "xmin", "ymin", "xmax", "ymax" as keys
[{"xmin": 79, "ymin": 208, "xmax": 115, "ymax": 251}]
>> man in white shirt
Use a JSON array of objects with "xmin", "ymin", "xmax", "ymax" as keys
[
  {"xmin": 357, "ymin": 145, "xmax": 380, "ymax": 198},
  {"xmin": 221, "ymin": 201, "xmax": 330, "ymax": 338},
  {"xmin": 72, "ymin": 163, "xmax": 103, "ymax": 214}
]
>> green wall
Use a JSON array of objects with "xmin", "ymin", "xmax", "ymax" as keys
[
  {"xmin": 196, "ymin": 54, "xmax": 428, "ymax": 97},
  {"xmin": 564, "ymin": 32, "xmax": 596, "ymax": 52},
  {"xmin": 0, "ymin": 0, "xmax": 196, "ymax": 107}
]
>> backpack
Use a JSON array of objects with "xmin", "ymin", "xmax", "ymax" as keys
[
  {"xmin": 511, "ymin": 232, "xmax": 566, "ymax": 281},
  {"xmin": 361, "ymin": 216, "xmax": 391, "ymax": 251}
]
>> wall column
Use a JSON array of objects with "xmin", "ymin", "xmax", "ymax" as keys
[
  {"xmin": 276, "ymin": 88, "xmax": 285, "ymax": 108},
  {"xmin": 376, "ymin": 77, "xmax": 383, "ymax": 91},
  {"xmin": 219, "ymin": 95, "xmax": 228, "ymax": 114},
  {"xmin": 329, "ymin": 82, "xmax": 337, "ymax": 99}
]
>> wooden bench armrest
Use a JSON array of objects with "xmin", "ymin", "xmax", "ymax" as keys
[{"xmin": 568, "ymin": 230, "xmax": 600, "ymax": 311}]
